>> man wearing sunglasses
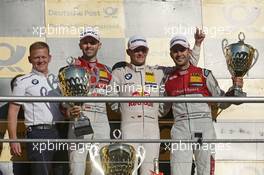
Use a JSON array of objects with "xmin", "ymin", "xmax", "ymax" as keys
[
  {"xmin": 108, "ymin": 29, "xmax": 204, "ymax": 175},
  {"xmin": 164, "ymin": 35, "xmax": 243, "ymax": 175},
  {"xmin": 63, "ymin": 27, "xmax": 112, "ymax": 175}
]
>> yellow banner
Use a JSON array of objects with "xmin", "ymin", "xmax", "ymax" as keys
[{"xmin": 45, "ymin": 0, "xmax": 125, "ymax": 38}]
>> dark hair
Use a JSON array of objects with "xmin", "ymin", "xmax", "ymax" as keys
[
  {"xmin": 10, "ymin": 74, "xmax": 25, "ymax": 91},
  {"xmin": 29, "ymin": 41, "xmax": 50, "ymax": 54}
]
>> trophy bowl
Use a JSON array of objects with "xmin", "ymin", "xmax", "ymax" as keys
[
  {"xmin": 90, "ymin": 143, "xmax": 145, "ymax": 175},
  {"xmin": 100, "ymin": 143, "xmax": 136, "ymax": 175},
  {"xmin": 58, "ymin": 64, "xmax": 90, "ymax": 103},
  {"xmin": 58, "ymin": 62, "xmax": 93, "ymax": 137},
  {"xmin": 222, "ymin": 32, "xmax": 258, "ymax": 77},
  {"xmin": 222, "ymin": 32, "xmax": 258, "ymax": 96}
]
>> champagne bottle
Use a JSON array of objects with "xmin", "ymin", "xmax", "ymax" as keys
[
  {"xmin": 152, "ymin": 158, "xmax": 164, "ymax": 175},
  {"xmin": 154, "ymin": 158, "xmax": 159, "ymax": 174}
]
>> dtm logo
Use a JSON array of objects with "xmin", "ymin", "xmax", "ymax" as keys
[
  {"xmin": 129, "ymin": 90, "xmax": 153, "ymax": 107},
  {"xmin": 0, "ymin": 43, "xmax": 26, "ymax": 72}
]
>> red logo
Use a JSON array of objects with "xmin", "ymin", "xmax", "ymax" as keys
[
  {"xmin": 129, "ymin": 91, "xmax": 152, "ymax": 107},
  {"xmin": 131, "ymin": 91, "xmax": 150, "ymax": 97}
]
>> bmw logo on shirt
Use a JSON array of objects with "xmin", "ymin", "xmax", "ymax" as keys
[
  {"xmin": 32, "ymin": 79, "xmax": 39, "ymax": 85},
  {"xmin": 124, "ymin": 73, "xmax": 132, "ymax": 80}
]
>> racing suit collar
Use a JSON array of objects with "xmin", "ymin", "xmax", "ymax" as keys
[
  {"xmin": 31, "ymin": 68, "xmax": 50, "ymax": 77},
  {"xmin": 79, "ymin": 57, "xmax": 98, "ymax": 68},
  {"xmin": 175, "ymin": 64, "xmax": 194, "ymax": 76},
  {"xmin": 130, "ymin": 64, "xmax": 145, "ymax": 72}
]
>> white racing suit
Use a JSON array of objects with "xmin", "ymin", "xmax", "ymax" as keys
[
  {"xmin": 109, "ymin": 46, "xmax": 201, "ymax": 175},
  {"xmin": 68, "ymin": 58, "xmax": 111, "ymax": 175},
  {"xmin": 164, "ymin": 64, "xmax": 231, "ymax": 175}
]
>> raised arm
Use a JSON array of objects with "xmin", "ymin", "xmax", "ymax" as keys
[{"xmin": 190, "ymin": 28, "xmax": 205, "ymax": 66}]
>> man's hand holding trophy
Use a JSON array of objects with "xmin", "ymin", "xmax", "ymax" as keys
[{"xmin": 58, "ymin": 57, "xmax": 94, "ymax": 137}]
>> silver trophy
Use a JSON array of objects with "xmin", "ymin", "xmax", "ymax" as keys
[
  {"xmin": 222, "ymin": 32, "xmax": 258, "ymax": 96},
  {"xmin": 58, "ymin": 57, "xmax": 93, "ymax": 137},
  {"xmin": 89, "ymin": 129, "xmax": 145, "ymax": 175}
]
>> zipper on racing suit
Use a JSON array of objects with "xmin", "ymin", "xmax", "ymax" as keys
[
  {"xmin": 182, "ymin": 71, "xmax": 193, "ymax": 139},
  {"xmin": 139, "ymin": 69, "xmax": 145, "ymax": 139}
]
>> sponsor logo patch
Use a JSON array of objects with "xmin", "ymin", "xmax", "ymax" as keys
[
  {"xmin": 32, "ymin": 79, "xmax": 39, "ymax": 85},
  {"xmin": 190, "ymin": 73, "xmax": 202, "ymax": 83},
  {"xmin": 145, "ymin": 72, "xmax": 155, "ymax": 83},
  {"xmin": 124, "ymin": 73, "xmax": 132, "ymax": 80},
  {"xmin": 129, "ymin": 90, "xmax": 153, "ymax": 107},
  {"xmin": 99, "ymin": 70, "xmax": 108, "ymax": 78}
]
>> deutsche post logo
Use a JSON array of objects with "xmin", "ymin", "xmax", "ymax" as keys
[
  {"xmin": 0, "ymin": 38, "xmax": 43, "ymax": 78},
  {"xmin": 0, "ymin": 43, "xmax": 26, "ymax": 73}
]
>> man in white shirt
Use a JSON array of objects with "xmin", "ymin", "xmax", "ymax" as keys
[{"xmin": 7, "ymin": 41, "xmax": 66, "ymax": 175}]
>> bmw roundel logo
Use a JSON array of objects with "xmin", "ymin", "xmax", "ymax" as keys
[
  {"xmin": 124, "ymin": 73, "xmax": 132, "ymax": 80},
  {"xmin": 32, "ymin": 79, "xmax": 39, "ymax": 85}
]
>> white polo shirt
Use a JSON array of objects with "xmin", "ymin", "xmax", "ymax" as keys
[{"xmin": 12, "ymin": 69, "xmax": 63, "ymax": 126}]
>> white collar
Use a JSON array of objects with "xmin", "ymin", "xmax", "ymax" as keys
[
  {"xmin": 31, "ymin": 69, "xmax": 50, "ymax": 77},
  {"xmin": 131, "ymin": 64, "xmax": 145, "ymax": 72}
]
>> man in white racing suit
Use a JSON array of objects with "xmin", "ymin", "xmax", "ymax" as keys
[
  {"xmin": 164, "ymin": 35, "xmax": 244, "ymax": 175},
  {"xmin": 108, "ymin": 29, "xmax": 205, "ymax": 175},
  {"xmin": 63, "ymin": 27, "xmax": 111, "ymax": 175}
]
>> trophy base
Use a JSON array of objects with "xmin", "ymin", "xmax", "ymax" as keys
[{"xmin": 74, "ymin": 117, "xmax": 94, "ymax": 137}]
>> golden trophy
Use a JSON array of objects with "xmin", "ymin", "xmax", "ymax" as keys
[
  {"xmin": 222, "ymin": 32, "xmax": 258, "ymax": 96},
  {"xmin": 58, "ymin": 57, "xmax": 93, "ymax": 137},
  {"xmin": 89, "ymin": 129, "xmax": 146, "ymax": 175}
]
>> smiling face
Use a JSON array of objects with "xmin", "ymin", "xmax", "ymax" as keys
[
  {"xmin": 170, "ymin": 44, "xmax": 191, "ymax": 69},
  {"xmin": 79, "ymin": 36, "xmax": 101, "ymax": 61},
  {"xmin": 127, "ymin": 46, "xmax": 149, "ymax": 66},
  {"xmin": 28, "ymin": 48, "xmax": 51, "ymax": 75}
]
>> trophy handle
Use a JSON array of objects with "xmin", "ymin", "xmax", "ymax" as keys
[
  {"xmin": 89, "ymin": 144, "xmax": 105, "ymax": 175},
  {"xmin": 66, "ymin": 56, "xmax": 75, "ymax": 65},
  {"xmin": 222, "ymin": 39, "xmax": 228, "ymax": 56},
  {"xmin": 132, "ymin": 146, "xmax": 146, "ymax": 175},
  {"xmin": 249, "ymin": 48, "xmax": 259, "ymax": 70},
  {"xmin": 47, "ymin": 74, "xmax": 61, "ymax": 96}
]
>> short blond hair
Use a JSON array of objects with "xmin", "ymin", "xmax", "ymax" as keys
[{"xmin": 29, "ymin": 41, "xmax": 50, "ymax": 54}]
